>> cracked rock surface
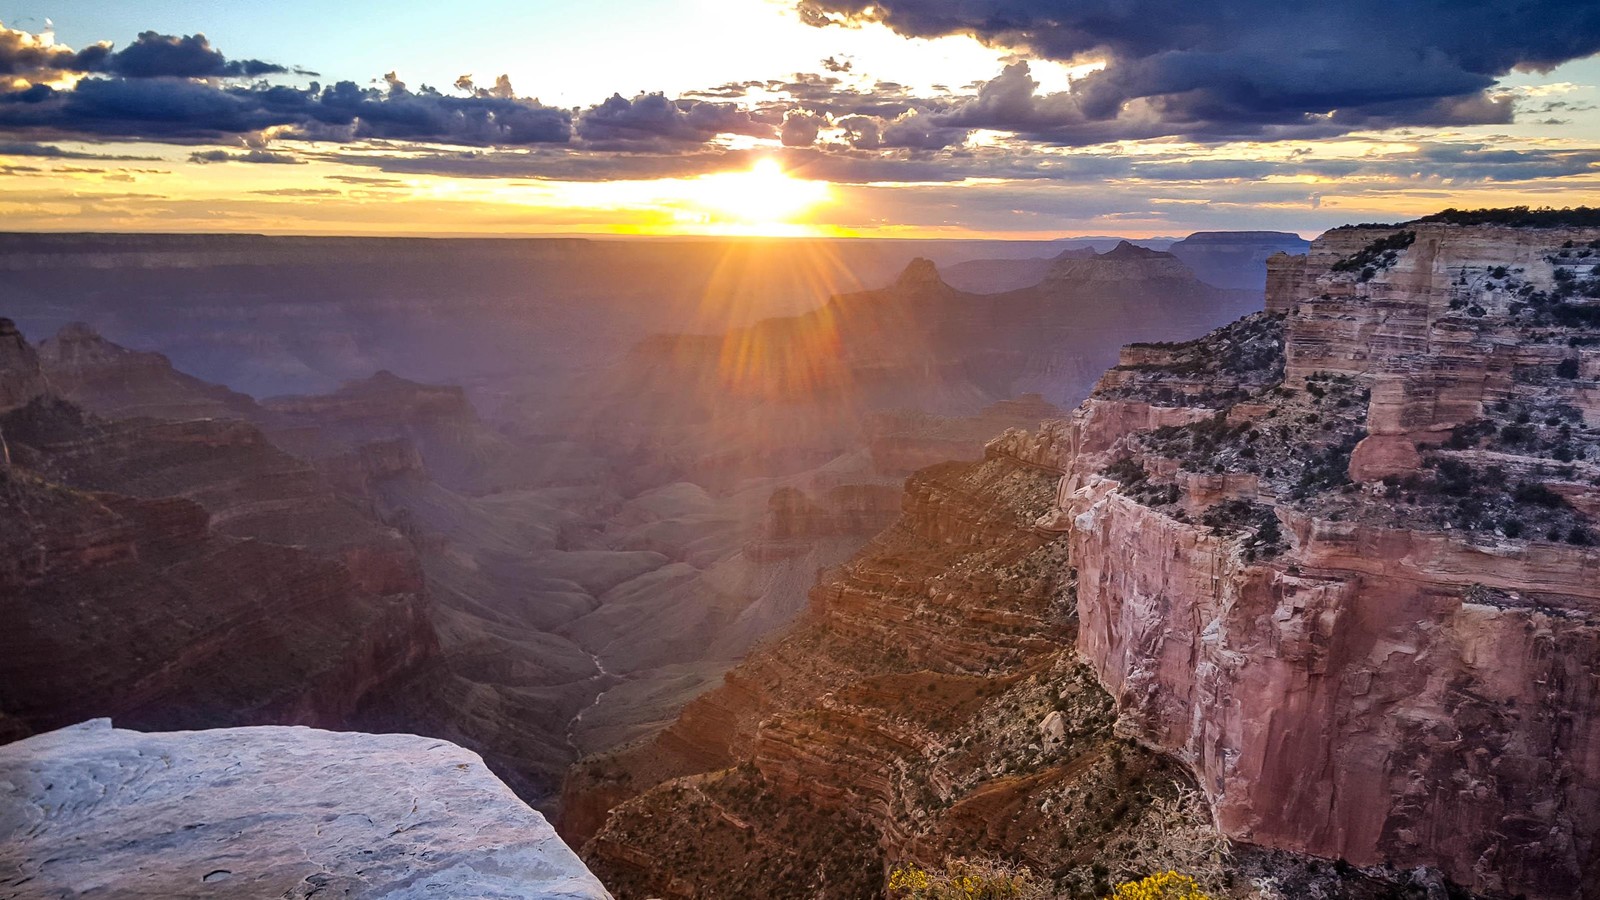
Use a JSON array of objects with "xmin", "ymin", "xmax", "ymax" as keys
[{"xmin": 0, "ymin": 719, "xmax": 612, "ymax": 899}]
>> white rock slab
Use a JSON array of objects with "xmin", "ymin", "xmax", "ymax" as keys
[{"xmin": 0, "ymin": 719, "xmax": 613, "ymax": 899}]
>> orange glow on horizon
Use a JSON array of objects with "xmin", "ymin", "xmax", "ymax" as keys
[{"xmin": 680, "ymin": 158, "xmax": 834, "ymax": 236}]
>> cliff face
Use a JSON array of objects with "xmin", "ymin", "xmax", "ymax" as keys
[
  {"xmin": 0, "ymin": 318, "xmax": 46, "ymax": 413},
  {"xmin": 564, "ymin": 448, "xmax": 1250, "ymax": 900},
  {"xmin": 623, "ymin": 252, "xmax": 1257, "ymax": 413},
  {"xmin": 37, "ymin": 322, "xmax": 264, "ymax": 422},
  {"xmin": 1044, "ymin": 221, "xmax": 1600, "ymax": 898},
  {"xmin": 1043, "ymin": 241, "xmax": 1199, "ymax": 286},
  {"xmin": 1168, "ymin": 232, "xmax": 1310, "ymax": 291},
  {"xmin": 0, "ymin": 719, "xmax": 611, "ymax": 899},
  {"xmin": 0, "ymin": 325, "xmax": 433, "ymax": 741}
]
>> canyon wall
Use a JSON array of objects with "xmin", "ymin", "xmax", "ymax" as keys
[
  {"xmin": 0, "ymin": 323, "xmax": 435, "ymax": 740},
  {"xmin": 1048, "ymin": 220, "xmax": 1600, "ymax": 899},
  {"xmin": 562, "ymin": 439, "xmax": 1418, "ymax": 900}
]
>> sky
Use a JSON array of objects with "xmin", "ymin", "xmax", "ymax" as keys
[{"xmin": 2, "ymin": 1, "xmax": 1600, "ymax": 238}]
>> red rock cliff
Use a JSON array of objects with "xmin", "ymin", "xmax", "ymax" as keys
[{"xmin": 1051, "ymin": 218, "xmax": 1600, "ymax": 899}]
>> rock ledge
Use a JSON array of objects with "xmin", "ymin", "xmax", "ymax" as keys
[{"xmin": 0, "ymin": 719, "xmax": 612, "ymax": 899}]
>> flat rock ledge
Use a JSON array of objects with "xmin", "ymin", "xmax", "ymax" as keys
[{"xmin": 0, "ymin": 719, "xmax": 613, "ymax": 899}]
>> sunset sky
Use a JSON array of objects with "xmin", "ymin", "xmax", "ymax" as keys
[{"xmin": 3, "ymin": 0, "xmax": 1600, "ymax": 238}]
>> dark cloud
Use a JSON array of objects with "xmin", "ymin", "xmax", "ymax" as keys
[
  {"xmin": 104, "ymin": 31, "xmax": 286, "ymax": 78},
  {"xmin": 0, "ymin": 22, "xmax": 281, "ymax": 80},
  {"xmin": 576, "ymin": 92, "xmax": 775, "ymax": 147},
  {"xmin": 0, "ymin": 77, "xmax": 574, "ymax": 146},
  {"xmin": 190, "ymin": 148, "xmax": 301, "ymax": 164},
  {"xmin": 797, "ymin": 0, "xmax": 1600, "ymax": 142},
  {"xmin": 780, "ymin": 109, "xmax": 827, "ymax": 146},
  {"xmin": 836, "ymin": 114, "xmax": 880, "ymax": 149},
  {"xmin": 0, "ymin": 140, "xmax": 157, "ymax": 160},
  {"xmin": 880, "ymin": 109, "xmax": 967, "ymax": 149},
  {"xmin": 0, "ymin": 23, "xmax": 110, "ymax": 79}
]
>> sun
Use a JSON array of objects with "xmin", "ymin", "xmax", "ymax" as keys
[{"xmin": 688, "ymin": 158, "xmax": 832, "ymax": 235}]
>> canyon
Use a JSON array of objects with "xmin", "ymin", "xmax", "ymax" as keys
[
  {"xmin": 566, "ymin": 217, "xmax": 1600, "ymax": 900},
  {"xmin": 15, "ymin": 225, "xmax": 1533, "ymax": 899},
  {"xmin": 1, "ymin": 232, "xmax": 1279, "ymax": 808}
]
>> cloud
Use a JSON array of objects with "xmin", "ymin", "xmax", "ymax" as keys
[
  {"xmin": 880, "ymin": 109, "xmax": 966, "ymax": 149},
  {"xmin": 103, "ymin": 31, "xmax": 286, "ymax": 78},
  {"xmin": 0, "ymin": 76, "xmax": 574, "ymax": 146},
  {"xmin": 0, "ymin": 140, "xmax": 157, "ymax": 160},
  {"xmin": 780, "ymin": 109, "xmax": 826, "ymax": 146},
  {"xmin": 836, "ymin": 114, "xmax": 880, "ymax": 149},
  {"xmin": 190, "ymin": 148, "xmax": 301, "ymax": 164},
  {"xmin": 0, "ymin": 23, "xmax": 109, "ymax": 81},
  {"xmin": 249, "ymin": 186, "xmax": 339, "ymax": 196},
  {"xmin": 576, "ymin": 92, "xmax": 775, "ymax": 147},
  {"xmin": 0, "ymin": 21, "xmax": 281, "ymax": 81},
  {"xmin": 797, "ymin": 0, "xmax": 1600, "ymax": 142}
]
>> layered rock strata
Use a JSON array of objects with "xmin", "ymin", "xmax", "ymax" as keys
[
  {"xmin": 565, "ymin": 451, "xmax": 1232, "ymax": 899},
  {"xmin": 0, "ymin": 324, "xmax": 433, "ymax": 740},
  {"xmin": 1039, "ymin": 219, "xmax": 1600, "ymax": 899}
]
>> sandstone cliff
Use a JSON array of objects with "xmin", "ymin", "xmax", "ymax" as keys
[
  {"xmin": 561, "ymin": 444, "xmax": 1424, "ymax": 899},
  {"xmin": 0, "ymin": 318, "xmax": 46, "ymax": 414},
  {"xmin": 0, "ymin": 324, "xmax": 433, "ymax": 741},
  {"xmin": 564, "ymin": 434, "xmax": 1464, "ymax": 899},
  {"xmin": 1037, "ymin": 217, "xmax": 1600, "ymax": 899},
  {"xmin": 0, "ymin": 719, "xmax": 611, "ymax": 899},
  {"xmin": 1167, "ymin": 232, "xmax": 1310, "ymax": 291},
  {"xmin": 37, "ymin": 322, "xmax": 265, "ymax": 422}
]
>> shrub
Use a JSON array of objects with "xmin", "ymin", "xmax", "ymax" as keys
[
  {"xmin": 1107, "ymin": 871, "xmax": 1216, "ymax": 900},
  {"xmin": 1513, "ymin": 482, "xmax": 1566, "ymax": 509},
  {"xmin": 1104, "ymin": 457, "xmax": 1148, "ymax": 485},
  {"xmin": 1331, "ymin": 230, "xmax": 1416, "ymax": 276},
  {"xmin": 1416, "ymin": 206, "xmax": 1600, "ymax": 227},
  {"xmin": 888, "ymin": 858, "xmax": 1047, "ymax": 900}
]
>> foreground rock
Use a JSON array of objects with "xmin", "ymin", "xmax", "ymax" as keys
[{"xmin": 0, "ymin": 719, "xmax": 612, "ymax": 899}]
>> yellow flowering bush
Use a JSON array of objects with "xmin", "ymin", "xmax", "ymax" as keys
[
  {"xmin": 887, "ymin": 857, "xmax": 1047, "ymax": 900},
  {"xmin": 1106, "ymin": 871, "xmax": 1215, "ymax": 900}
]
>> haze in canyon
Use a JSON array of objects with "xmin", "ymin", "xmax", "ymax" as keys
[{"xmin": 4, "ymin": 3, "xmax": 1600, "ymax": 900}]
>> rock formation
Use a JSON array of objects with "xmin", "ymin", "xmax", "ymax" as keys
[
  {"xmin": 1036, "ymin": 216, "xmax": 1600, "ymax": 899},
  {"xmin": 0, "ymin": 318, "xmax": 46, "ymax": 414},
  {"xmin": 941, "ymin": 233, "xmax": 1308, "ymax": 295},
  {"xmin": 1167, "ymin": 231, "xmax": 1310, "ymax": 291},
  {"xmin": 563, "ymin": 438, "xmax": 1443, "ymax": 900},
  {"xmin": 37, "ymin": 322, "xmax": 264, "ymax": 422},
  {"xmin": 0, "ymin": 718, "xmax": 611, "ymax": 899},
  {"xmin": 563, "ymin": 449, "xmax": 1157, "ymax": 899},
  {"xmin": 1042, "ymin": 240, "xmax": 1199, "ymax": 286},
  {"xmin": 564, "ymin": 214, "xmax": 1600, "ymax": 900},
  {"xmin": 0, "ymin": 323, "xmax": 433, "ymax": 741}
]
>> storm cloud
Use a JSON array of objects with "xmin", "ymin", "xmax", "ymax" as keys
[
  {"xmin": 0, "ymin": 76, "xmax": 574, "ymax": 146},
  {"xmin": 798, "ymin": 0, "xmax": 1600, "ymax": 142}
]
